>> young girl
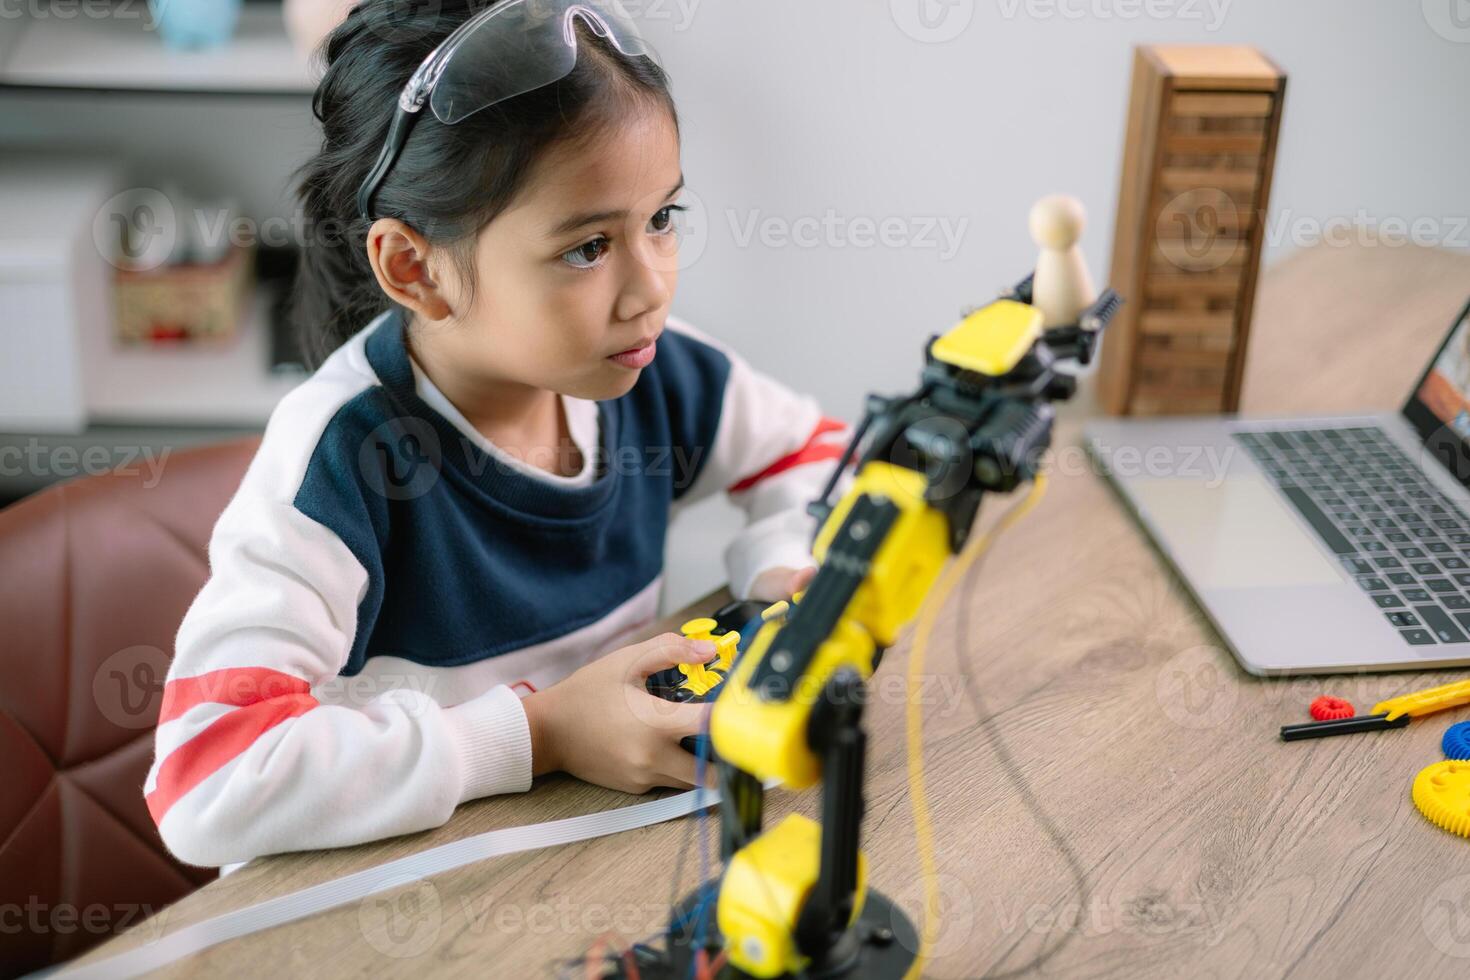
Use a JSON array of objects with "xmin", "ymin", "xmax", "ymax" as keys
[{"xmin": 146, "ymin": 0, "xmax": 854, "ymax": 868}]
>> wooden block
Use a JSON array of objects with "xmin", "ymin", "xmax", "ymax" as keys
[
  {"xmin": 1145, "ymin": 273, "xmax": 1244, "ymax": 299},
  {"xmin": 1170, "ymin": 92, "xmax": 1275, "ymax": 118},
  {"xmin": 1131, "ymin": 392, "xmax": 1227, "ymax": 415},
  {"xmin": 1150, "ymin": 239, "xmax": 1251, "ymax": 274},
  {"xmin": 1163, "ymin": 132, "xmax": 1267, "ymax": 155},
  {"xmin": 1098, "ymin": 46, "xmax": 1284, "ymax": 417},
  {"xmin": 1153, "ymin": 204, "xmax": 1255, "ymax": 236},
  {"xmin": 1158, "ymin": 168, "xmax": 1260, "ymax": 192},
  {"xmin": 1138, "ymin": 345, "xmax": 1233, "ymax": 371},
  {"xmin": 1138, "ymin": 311, "xmax": 1237, "ymax": 338},
  {"xmin": 1147, "ymin": 45, "xmax": 1281, "ymax": 90}
]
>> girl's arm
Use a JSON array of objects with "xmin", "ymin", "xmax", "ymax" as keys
[
  {"xmin": 146, "ymin": 379, "xmax": 533, "ymax": 869},
  {"xmin": 662, "ymin": 317, "xmax": 858, "ymax": 601}
]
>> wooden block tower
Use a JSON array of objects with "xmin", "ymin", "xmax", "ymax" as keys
[{"xmin": 1098, "ymin": 45, "xmax": 1286, "ymax": 415}]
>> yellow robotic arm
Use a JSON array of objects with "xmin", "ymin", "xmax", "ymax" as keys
[
  {"xmin": 712, "ymin": 277, "xmax": 1117, "ymax": 979},
  {"xmin": 606, "ymin": 274, "xmax": 1120, "ymax": 980}
]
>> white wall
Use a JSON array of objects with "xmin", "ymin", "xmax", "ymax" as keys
[
  {"xmin": 653, "ymin": 0, "xmax": 1470, "ymax": 611},
  {"xmin": 5, "ymin": 3, "xmax": 1465, "ymax": 611}
]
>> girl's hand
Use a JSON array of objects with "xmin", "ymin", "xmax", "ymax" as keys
[
  {"xmin": 747, "ymin": 564, "xmax": 818, "ymax": 603},
  {"xmin": 520, "ymin": 633, "xmax": 721, "ymax": 794}
]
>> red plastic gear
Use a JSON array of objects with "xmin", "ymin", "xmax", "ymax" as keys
[{"xmin": 1309, "ymin": 695, "xmax": 1355, "ymax": 721}]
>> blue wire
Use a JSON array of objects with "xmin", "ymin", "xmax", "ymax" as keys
[{"xmin": 687, "ymin": 702, "xmax": 714, "ymax": 980}]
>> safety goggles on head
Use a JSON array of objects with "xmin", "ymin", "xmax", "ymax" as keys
[{"xmin": 356, "ymin": 0, "xmax": 653, "ymax": 222}]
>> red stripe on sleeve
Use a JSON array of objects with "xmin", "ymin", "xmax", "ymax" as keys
[
  {"xmin": 146, "ymin": 693, "xmax": 318, "ymax": 825},
  {"xmin": 158, "ymin": 667, "xmax": 312, "ymax": 726},
  {"xmin": 728, "ymin": 417, "xmax": 850, "ymax": 495}
]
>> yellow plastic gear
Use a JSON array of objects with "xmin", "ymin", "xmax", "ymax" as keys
[{"xmin": 1412, "ymin": 760, "xmax": 1470, "ymax": 838}]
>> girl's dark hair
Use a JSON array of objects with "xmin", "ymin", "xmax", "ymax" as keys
[{"xmin": 289, "ymin": 1, "xmax": 679, "ymax": 369}]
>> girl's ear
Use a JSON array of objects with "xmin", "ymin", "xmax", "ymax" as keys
[{"xmin": 365, "ymin": 218, "xmax": 454, "ymax": 322}]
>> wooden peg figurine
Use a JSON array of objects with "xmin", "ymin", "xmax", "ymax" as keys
[{"xmin": 1029, "ymin": 194, "xmax": 1097, "ymax": 328}]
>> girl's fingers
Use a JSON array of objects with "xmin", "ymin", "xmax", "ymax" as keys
[
  {"xmin": 657, "ymin": 746, "xmax": 719, "ymax": 791},
  {"xmin": 633, "ymin": 696, "xmax": 709, "ymax": 736},
  {"xmin": 632, "ymin": 633, "xmax": 718, "ymax": 679}
]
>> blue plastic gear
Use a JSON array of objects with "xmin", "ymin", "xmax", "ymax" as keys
[{"xmin": 1442, "ymin": 721, "xmax": 1470, "ymax": 760}]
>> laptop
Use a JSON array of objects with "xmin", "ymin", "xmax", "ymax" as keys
[{"xmin": 1086, "ymin": 296, "xmax": 1470, "ymax": 675}]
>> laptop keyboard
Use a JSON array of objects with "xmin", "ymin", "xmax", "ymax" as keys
[{"xmin": 1235, "ymin": 426, "xmax": 1470, "ymax": 647}]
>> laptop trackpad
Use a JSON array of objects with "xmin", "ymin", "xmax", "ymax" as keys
[{"xmin": 1127, "ymin": 475, "xmax": 1345, "ymax": 590}]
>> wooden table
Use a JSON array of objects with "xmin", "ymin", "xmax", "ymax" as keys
[{"xmin": 76, "ymin": 242, "xmax": 1470, "ymax": 979}]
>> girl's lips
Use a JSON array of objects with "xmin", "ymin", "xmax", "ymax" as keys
[{"xmin": 607, "ymin": 338, "xmax": 658, "ymax": 369}]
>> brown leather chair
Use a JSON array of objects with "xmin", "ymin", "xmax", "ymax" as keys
[{"xmin": 0, "ymin": 436, "xmax": 261, "ymax": 976}]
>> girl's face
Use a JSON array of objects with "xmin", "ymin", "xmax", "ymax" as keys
[{"xmin": 416, "ymin": 102, "xmax": 685, "ymax": 403}]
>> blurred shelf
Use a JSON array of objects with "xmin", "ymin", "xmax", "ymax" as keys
[
  {"xmin": 87, "ymin": 285, "xmax": 305, "ymax": 427},
  {"xmin": 0, "ymin": 4, "xmax": 315, "ymax": 95}
]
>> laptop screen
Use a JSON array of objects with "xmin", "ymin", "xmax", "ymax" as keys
[{"xmin": 1404, "ymin": 295, "xmax": 1470, "ymax": 488}]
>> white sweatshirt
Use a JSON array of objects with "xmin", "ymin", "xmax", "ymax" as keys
[{"xmin": 145, "ymin": 308, "xmax": 855, "ymax": 867}]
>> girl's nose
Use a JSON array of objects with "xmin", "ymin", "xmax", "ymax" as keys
[{"xmin": 615, "ymin": 238, "xmax": 673, "ymax": 322}]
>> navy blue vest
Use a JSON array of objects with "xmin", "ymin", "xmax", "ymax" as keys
[{"xmin": 293, "ymin": 309, "xmax": 730, "ymax": 676}]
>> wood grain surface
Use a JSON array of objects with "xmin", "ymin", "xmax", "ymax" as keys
[{"xmin": 73, "ymin": 241, "xmax": 1470, "ymax": 979}]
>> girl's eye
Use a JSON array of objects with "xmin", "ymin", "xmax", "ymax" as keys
[
  {"xmin": 650, "ymin": 204, "xmax": 687, "ymax": 236},
  {"xmin": 561, "ymin": 237, "xmax": 609, "ymax": 270}
]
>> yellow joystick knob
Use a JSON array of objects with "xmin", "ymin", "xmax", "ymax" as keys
[
  {"xmin": 713, "ymin": 632, "xmax": 739, "ymax": 671},
  {"xmin": 681, "ymin": 617, "xmax": 718, "ymax": 642},
  {"xmin": 681, "ymin": 663, "xmax": 725, "ymax": 697}
]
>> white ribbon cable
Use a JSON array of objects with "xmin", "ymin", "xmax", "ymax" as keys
[{"xmin": 39, "ymin": 784, "xmax": 737, "ymax": 980}]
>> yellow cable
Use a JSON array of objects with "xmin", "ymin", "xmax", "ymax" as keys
[{"xmin": 901, "ymin": 472, "xmax": 1049, "ymax": 979}]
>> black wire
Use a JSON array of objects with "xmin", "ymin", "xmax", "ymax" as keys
[{"xmin": 949, "ymin": 486, "xmax": 1091, "ymax": 977}]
